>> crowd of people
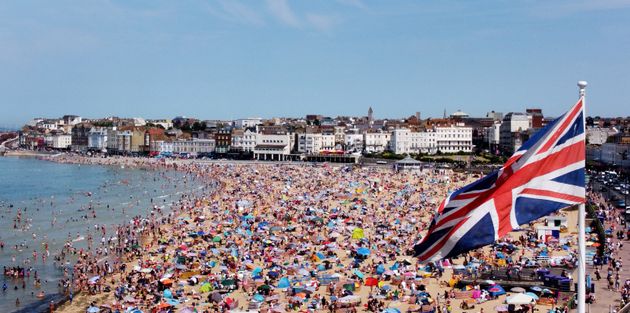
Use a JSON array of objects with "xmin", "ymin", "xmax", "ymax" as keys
[{"xmin": 2, "ymin": 154, "xmax": 627, "ymax": 313}]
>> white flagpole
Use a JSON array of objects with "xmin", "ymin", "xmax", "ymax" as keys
[{"xmin": 577, "ymin": 80, "xmax": 588, "ymax": 313}]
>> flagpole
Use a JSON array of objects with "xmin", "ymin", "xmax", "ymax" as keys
[{"xmin": 577, "ymin": 80, "xmax": 588, "ymax": 313}]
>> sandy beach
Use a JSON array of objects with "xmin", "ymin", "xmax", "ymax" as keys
[{"xmin": 0, "ymin": 155, "xmax": 612, "ymax": 313}]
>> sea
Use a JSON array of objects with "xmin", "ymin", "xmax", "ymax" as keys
[{"xmin": 0, "ymin": 157, "xmax": 208, "ymax": 313}]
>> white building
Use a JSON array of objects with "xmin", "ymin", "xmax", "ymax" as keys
[
  {"xmin": 364, "ymin": 131, "xmax": 391, "ymax": 153},
  {"xmin": 254, "ymin": 132, "xmax": 292, "ymax": 161},
  {"xmin": 485, "ymin": 121, "xmax": 502, "ymax": 152},
  {"xmin": 297, "ymin": 132, "xmax": 336, "ymax": 154},
  {"xmin": 344, "ymin": 132, "xmax": 364, "ymax": 153},
  {"xmin": 62, "ymin": 115, "xmax": 82, "ymax": 126},
  {"xmin": 434, "ymin": 125, "xmax": 473, "ymax": 153},
  {"xmin": 500, "ymin": 112, "xmax": 530, "ymax": 154},
  {"xmin": 39, "ymin": 120, "xmax": 59, "ymax": 131},
  {"xmin": 391, "ymin": 129, "xmax": 437, "ymax": 155},
  {"xmin": 88, "ymin": 127, "xmax": 109, "ymax": 151},
  {"xmin": 242, "ymin": 129, "xmax": 258, "ymax": 152},
  {"xmin": 150, "ymin": 140, "xmax": 174, "ymax": 154},
  {"xmin": 234, "ymin": 118, "xmax": 262, "ymax": 129},
  {"xmin": 51, "ymin": 134, "xmax": 72, "ymax": 149},
  {"xmin": 172, "ymin": 139, "xmax": 215, "ymax": 155},
  {"xmin": 148, "ymin": 119, "xmax": 173, "ymax": 130}
]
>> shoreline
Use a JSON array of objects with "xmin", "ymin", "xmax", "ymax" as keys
[
  {"xmin": 2, "ymin": 150, "xmax": 57, "ymax": 157},
  {"xmin": 6, "ymin": 155, "xmax": 219, "ymax": 313}
]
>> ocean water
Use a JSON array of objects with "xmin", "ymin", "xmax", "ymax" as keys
[{"xmin": 0, "ymin": 157, "xmax": 206, "ymax": 312}]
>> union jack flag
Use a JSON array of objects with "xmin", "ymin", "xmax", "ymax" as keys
[{"xmin": 414, "ymin": 98, "xmax": 586, "ymax": 262}]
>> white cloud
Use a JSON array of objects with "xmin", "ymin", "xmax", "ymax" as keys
[
  {"xmin": 306, "ymin": 14, "xmax": 338, "ymax": 32},
  {"xmin": 218, "ymin": 0, "xmax": 265, "ymax": 26},
  {"xmin": 266, "ymin": 0, "xmax": 300, "ymax": 27}
]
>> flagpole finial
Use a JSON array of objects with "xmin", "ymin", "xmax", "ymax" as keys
[
  {"xmin": 578, "ymin": 81, "xmax": 587, "ymax": 97},
  {"xmin": 577, "ymin": 80, "xmax": 588, "ymax": 89}
]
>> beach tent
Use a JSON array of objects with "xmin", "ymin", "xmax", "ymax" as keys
[
  {"xmin": 353, "ymin": 269, "xmax": 365, "ymax": 279},
  {"xmin": 506, "ymin": 293, "xmax": 535, "ymax": 305},
  {"xmin": 487, "ymin": 284, "xmax": 506, "ymax": 297},
  {"xmin": 163, "ymin": 289, "xmax": 173, "ymax": 299},
  {"xmin": 199, "ymin": 283, "xmax": 212, "ymax": 293},
  {"xmin": 365, "ymin": 277, "xmax": 379, "ymax": 287},
  {"xmin": 352, "ymin": 228, "xmax": 365, "ymax": 240},
  {"xmin": 278, "ymin": 277, "xmax": 291, "ymax": 288},
  {"xmin": 376, "ymin": 264, "xmax": 385, "ymax": 275},
  {"xmin": 253, "ymin": 294, "xmax": 265, "ymax": 302}
]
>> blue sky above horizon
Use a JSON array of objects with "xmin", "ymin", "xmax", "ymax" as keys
[{"xmin": 1, "ymin": 0, "xmax": 629, "ymax": 126}]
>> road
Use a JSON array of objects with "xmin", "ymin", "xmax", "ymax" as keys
[{"xmin": 584, "ymin": 181, "xmax": 629, "ymax": 312}]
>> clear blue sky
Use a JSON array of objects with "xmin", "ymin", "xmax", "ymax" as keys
[{"xmin": 1, "ymin": 0, "xmax": 629, "ymax": 126}]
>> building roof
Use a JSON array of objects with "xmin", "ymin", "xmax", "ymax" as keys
[{"xmin": 396, "ymin": 156, "xmax": 423, "ymax": 165}]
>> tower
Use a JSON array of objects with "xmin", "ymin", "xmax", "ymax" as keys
[{"xmin": 368, "ymin": 107, "xmax": 374, "ymax": 125}]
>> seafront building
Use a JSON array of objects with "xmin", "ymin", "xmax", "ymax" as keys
[{"xmin": 18, "ymin": 107, "xmax": 627, "ymax": 162}]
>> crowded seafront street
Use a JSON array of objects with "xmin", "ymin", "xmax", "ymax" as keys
[{"xmin": 0, "ymin": 155, "xmax": 616, "ymax": 313}]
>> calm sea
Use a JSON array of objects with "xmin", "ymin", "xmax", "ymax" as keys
[{"xmin": 0, "ymin": 157, "xmax": 206, "ymax": 312}]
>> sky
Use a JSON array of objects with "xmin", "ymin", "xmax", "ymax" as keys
[{"xmin": 1, "ymin": 0, "xmax": 629, "ymax": 127}]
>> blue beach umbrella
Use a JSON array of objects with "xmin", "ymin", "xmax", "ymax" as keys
[{"xmin": 357, "ymin": 247, "xmax": 370, "ymax": 256}]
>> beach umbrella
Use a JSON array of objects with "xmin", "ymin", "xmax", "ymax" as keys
[
  {"xmin": 525, "ymin": 292, "xmax": 539, "ymax": 300},
  {"xmin": 338, "ymin": 295, "xmax": 361, "ymax": 303},
  {"xmin": 179, "ymin": 308, "xmax": 195, "ymax": 313},
  {"xmin": 213, "ymin": 235, "xmax": 222, "ymax": 242},
  {"xmin": 357, "ymin": 247, "xmax": 370, "ymax": 256},
  {"xmin": 210, "ymin": 291, "xmax": 222, "ymax": 303},
  {"xmin": 506, "ymin": 293, "xmax": 535, "ymax": 305},
  {"xmin": 383, "ymin": 309, "xmax": 401, "ymax": 313},
  {"xmin": 87, "ymin": 306, "xmax": 100, "ymax": 313},
  {"xmin": 530, "ymin": 286, "xmax": 542, "ymax": 292},
  {"xmin": 510, "ymin": 287, "xmax": 526, "ymax": 293}
]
